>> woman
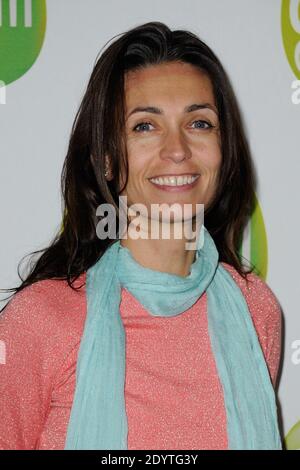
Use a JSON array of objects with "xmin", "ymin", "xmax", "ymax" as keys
[{"xmin": 0, "ymin": 21, "xmax": 283, "ymax": 450}]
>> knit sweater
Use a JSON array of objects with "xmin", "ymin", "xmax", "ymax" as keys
[{"xmin": 0, "ymin": 262, "xmax": 282, "ymax": 450}]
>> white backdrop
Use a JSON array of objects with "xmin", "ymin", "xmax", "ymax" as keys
[{"xmin": 0, "ymin": 0, "xmax": 299, "ymax": 448}]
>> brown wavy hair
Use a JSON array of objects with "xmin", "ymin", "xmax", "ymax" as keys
[{"xmin": 1, "ymin": 21, "xmax": 257, "ymax": 306}]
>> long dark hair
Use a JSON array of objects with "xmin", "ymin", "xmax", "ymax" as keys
[{"xmin": 1, "ymin": 21, "xmax": 257, "ymax": 306}]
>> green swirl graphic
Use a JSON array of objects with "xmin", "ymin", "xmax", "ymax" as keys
[
  {"xmin": 0, "ymin": 0, "xmax": 47, "ymax": 85},
  {"xmin": 281, "ymin": 1, "xmax": 300, "ymax": 452},
  {"xmin": 281, "ymin": 0, "xmax": 300, "ymax": 79},
  {"xmin": 285, "ymin": 420, "xmax": 300, "ymax": 449},
  {"xmin": 238, "ymin": 193, "xmax": 268, "ymax": 280}
]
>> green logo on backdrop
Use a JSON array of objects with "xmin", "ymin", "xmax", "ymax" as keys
[
  {"xmin": 0, "ymin": 0, "xmax": 47, "ymax": 85},
  {"xmin": 238, "ymin": 193, "xmax": 268, "ymax": 280},
  {"xmin": 285, "ymin": 419, "xmax": 300, "ymax": 449},
  {"xmin": 281, "ymin": 4, "xmax": 299, "ymax": 451},
  {"xmin": 281, "ymin": 0, "xmax": 300, "ymax": 78}
]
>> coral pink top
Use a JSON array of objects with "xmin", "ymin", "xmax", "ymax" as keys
[{"xmin": 0, "ymin": 262, "xmax": 282, "ymax": 450}]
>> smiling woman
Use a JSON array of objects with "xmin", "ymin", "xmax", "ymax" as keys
[
  {"xmin": 120, "ymin": 61, "xmax": 222, "ymax": 269},
  {"xmin": 0, "ymin": 21, "xmax": 283, "ymax": 450}
]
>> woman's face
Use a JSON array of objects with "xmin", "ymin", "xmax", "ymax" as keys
[{"xmin": 120, "ymin": 61, "xmax": 222, "ymax": 222}]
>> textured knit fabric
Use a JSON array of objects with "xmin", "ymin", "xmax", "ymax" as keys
[{"xmin": 0, "ymin": 262, "xmax": 282, "ymax": 450}]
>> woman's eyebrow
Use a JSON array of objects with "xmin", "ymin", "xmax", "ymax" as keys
[{"xmin": 126, "ymin": 103, "xmax": 218, "ymax": 119}]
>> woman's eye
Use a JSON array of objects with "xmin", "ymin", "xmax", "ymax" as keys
[
  {"xmin": 132, "ymin": 119, "xmax": 213, "ymax": 133},
  {"xmin": 191, "ymin": 120, "xmax": 213, "ymax": 130},
  {"xmin": 133, "ymin": 122, "xmax": 154, "ymax": 132}
]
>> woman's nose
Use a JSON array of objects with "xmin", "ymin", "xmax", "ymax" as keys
[{"xmin": 159, "ymin": 129, "xmax": 192, "ymax": 163}]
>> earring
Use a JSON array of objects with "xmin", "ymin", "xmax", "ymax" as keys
[
  {"xmin": 104, "ymin": 162, "xmax": 109, "ymax": 177},
  {"xmin": 104, "ymin": 155, "xmax": 111, "ymax": 179}
]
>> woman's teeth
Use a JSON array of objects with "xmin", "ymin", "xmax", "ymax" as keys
[{"xmin": 149, "ymin": 175, "xmax": 199, "ymax": 186}]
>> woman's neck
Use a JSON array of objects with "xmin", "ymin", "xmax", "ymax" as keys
[{"xmin": 120, "ymin": 218, "xmax": 200, "ymax": 277}]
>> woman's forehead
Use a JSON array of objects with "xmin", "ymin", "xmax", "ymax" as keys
[{"xmin": 124, "ymin": 63, "xmax": 215, "ymax": 113}]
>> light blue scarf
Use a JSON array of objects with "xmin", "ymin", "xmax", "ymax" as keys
[{"xmin": 64, "ymin": 224, "xmax": 282, "ymax": 450}]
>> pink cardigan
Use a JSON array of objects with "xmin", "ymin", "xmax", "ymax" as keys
[{"xmin": 0, "ymin": 262, "xmax": 282, "ymax": 450}]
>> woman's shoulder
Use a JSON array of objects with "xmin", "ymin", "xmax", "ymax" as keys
[
  {"xmin": 0, "ymin": 273, "xmax": 87, "ymax": 353},
  {"xmin": 0, "ymin": 274, "xmax": 87, "ymax": 450},
  {"xmin": 220, "ymin": 261, "xmax": 282, "ymax": 386},
  {"xmin": 220, "ymin": 261, "xmax": 282, "ymax": 316}
]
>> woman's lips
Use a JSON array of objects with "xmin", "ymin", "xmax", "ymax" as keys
[{"xmin": 148, "ymin": 175, "xmax": 200, "ymax": 192}]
